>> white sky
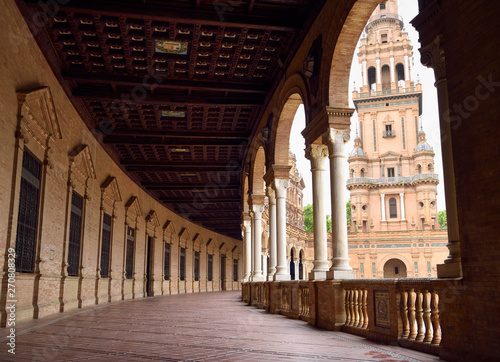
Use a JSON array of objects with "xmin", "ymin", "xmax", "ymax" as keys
[{"xmin": 289, "ymin": 0, "xmax": 446, "ymax": 213}]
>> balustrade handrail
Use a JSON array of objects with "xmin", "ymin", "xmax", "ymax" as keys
[
  {"xmin": 347, "ymin": 173, "xmax": 439, "ymax": 185},
  {"xmin": 367, "ymin": 12, "xmax": 404, "ymax": 24},
  {"xmin": 357, "ymin": 86, "xmax": 417, "ymax": 98}
]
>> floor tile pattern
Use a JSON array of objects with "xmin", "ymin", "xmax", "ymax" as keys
[{"xmin": 0, "ymin": 292, "xmax": 439, "ymax": 361}]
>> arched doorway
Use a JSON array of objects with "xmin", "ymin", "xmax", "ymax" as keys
[
  {"xmin": 290, "ymin": 248, "xmax": 295, "ymax": 280},
  {"xmin": 383, "ymin": 258, "xmax": 407, "ymax": 278}
]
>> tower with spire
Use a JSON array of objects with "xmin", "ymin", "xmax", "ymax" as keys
[{"xmin": 346, "ymin": 1, "xmax": 443, "ymax": 278}]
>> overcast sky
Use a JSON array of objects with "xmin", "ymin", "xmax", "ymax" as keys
[{"xmin": 289, "ymin": 0, "xmax": 446, "ymax": 213}]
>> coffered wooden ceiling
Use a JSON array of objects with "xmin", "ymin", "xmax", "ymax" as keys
[{"xmin": 17, "ymin": 0, "xmax": 325, "ymax": 239}]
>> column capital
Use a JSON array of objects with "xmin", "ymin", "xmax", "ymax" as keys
[
  {"xmin": 380, "ymin": 193, "xmax": 386, "ymax": 198},
  {"xmin": 399, "ymin": 192, "xmax": 404, "ymax": 197},
  {"xmin": 266, "ymin": 185, "xmax": 276, "ymax": 204},
  {"xmin": 249, "ymin": 194, "xmax": 266, "ymax": 207},
  {"xmin": 273, "ymin": 178, "xmax": 289, "ymax": 199},
  {"xmin": 324, "ymin": 128, "xmax": 350, "ymax": 157},
  {"xmin": 251, "ymin": 203, "xmax": 265, "ymax": 216},
  {"xmin": 305, "ymin": 143, "xmax": 328, "ymax": 170},
  {"xmin": 264, "ymin": 164, "xmax": 292, "ymax": 185},
  {"xmin": 419, "ymin": 35, "xmax": 446, "ymax": 82},
  {"xmin": 301, "ymin": 106, "xmax": 354, "ymax": 145},
  {"xmin": 242, "ymin": 219, "xmax": 251, "ymax": 231}
]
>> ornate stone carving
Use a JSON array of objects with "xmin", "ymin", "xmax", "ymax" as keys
[
  {"xmin": 325, "ymin": 128, "xmax": 350, "ymax": 156},
  {"xmin": 419, "ymin": 35, "xmax": 446, "ymax": 82},
  {"xmin": 305, "ymin": 144, "xmax": 328, "ymax": 170}
]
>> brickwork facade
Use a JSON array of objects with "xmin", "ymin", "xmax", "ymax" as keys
[{"xmin": 0, "ymin": 0, "xmax": 241, "ymax": 326}]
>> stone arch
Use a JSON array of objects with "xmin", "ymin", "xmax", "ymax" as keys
[
  {"xmin": 249, "ymin": 145, "xmax": 266, "ymax": 196},
  {"xmin": 322, "ymin": 0, "xmax": 381, "ymax": 107},
  {"xmin": 378, "ymin": 253, "xmax": 411, "ymax": 276},
  {"xmin": 396, "ymin": 62, "xmax": 405, "ymax": 83},
  {"xmin": 383, "ymin": 258, "xmax": 408, "ymax": 278},
  {"xmin": 381, "ymin": 64, "xmax": 391, "ymax": 90},
  {"xmin": 270, "ymin": 75, "xmax": 310, "ymax": 165}
]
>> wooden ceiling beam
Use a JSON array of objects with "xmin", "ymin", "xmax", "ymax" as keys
[
  {"xmin": 25, "ymin": 0, "xmax": 300, "ymax": 31},
  {"xmin": 74, "ymin": 88, "xmax": 264, "ymax": 106},
  {"xmin": 63, "ymin": 72, "xmax": 269, "ymax": 94},
  {"xmin": 105, "ymin": 136, "xmax": 248, "ymax": 146},
  {"xmin": 126, "ymin": 164, "xmax": 237, "ymax": 172},
  {"xmin": 107, "ymin": 130, "xmax": 250, "ymax": 139},
  {"xmin": 145, "ymin": 184, "xmax": 240, "ymax": 191},
  {"xmin": 160, "ymin": 199, "xmax": 240, "ymax": 205}
]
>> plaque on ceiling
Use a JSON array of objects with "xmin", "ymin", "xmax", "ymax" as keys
[
  {"xmin": 155, "ymin": 40, "xmax": 188, "ymax": 55},
  {"xmin": 162, "ymin": 110, "xmax": 185, "ymax": 117},
  {"xmin": 374, "ymin": 290, "xmax": 391, "ymax": 328}
]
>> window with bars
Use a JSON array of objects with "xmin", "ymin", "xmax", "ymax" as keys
[
  {"xmin": 180, "ymin": 247, "xmax": 186, "ymax": 281},
  {"xmin": 373, "ymin": 120, "xmax": 377, "ymax": 151},
  {"xmin": 100, "ymin": 213, "xmax": 112, "ymax": 278},
  {"xmin": 67, "ymin": 192, "xmax": 83, "ymax": 276},
  {"xmin": 208, "ymin": 254, "xmax": 213, "ymax": 281},
  {"xmin": 401, "ymin": 117, "xmax": 406, "ymax": 149},
  {"xmin": 125, "ymin": 227, "xmax": 134, "ymax": 279},
  {"xmin": 233, "ymin": 259, "xmax": 238, "ymax": 282},
  {"xmin": 15, "ymin": 150, "xmax": 42, "ymax": 273},
  {"xmin": 194, "ymin": 251, "xmax": 200, "ymax": 281},
  {"xmin": 164, "ymin": 243, "xmax": 170, "ymax": 280}
]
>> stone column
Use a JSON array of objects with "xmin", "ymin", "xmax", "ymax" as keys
[
  {"xmin": 325, "ymin": 129, "xmax": 356, "ymax": 279},
  {"xmin": 420, "ymin": 36, "xmax": 462, "ymax": 277},
  {"xmin": 390, "ymin": 57, "xmax": 395, "ymax": 83},
  {"xmin": 376, "ymin": 58, "xmax": 381, "ymax": 85},
  {"xmin": 251, "ymin": 203, "xmax": 265, "ymax": 281},
  {"xmin": 404, "ymin": 55, "xmax": 410, "ymax": 81},
  {"xmin": 305, "ymin": 144, "xmax": 329, "ymax": 280},
  {"xmin": 400, "ymin": 193, "xmax": 406, "ymax": 220},
  {"xmin": 274, "ymin": 179, "xmax": 290, "ymax": 281},
  {"xmin": 294, "ymin": 261, "xmax": 299, "ymax": 280},
  {"xmin": 242, "ymin": 218, "xmax": 252, "ymax": 282},
  {"xmin": 380, "ymin": 194, "xmax": 386, "ymax": 221},
  {"xmin": 266, "ymin": 186, "xmax": 277, "ymax": 280},
  {"xmin": 362, "ymin": 61, "xmax": 368, "ymax": 86}
]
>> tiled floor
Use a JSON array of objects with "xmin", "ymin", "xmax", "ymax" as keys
[{"xmin": 0, "ymin": 292, "xmax": 439, "ymax": 361}]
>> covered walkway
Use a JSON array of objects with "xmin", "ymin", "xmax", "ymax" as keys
[{"xmin": 1, "ymin": 292, "xmax": 437, "ymax": 361}]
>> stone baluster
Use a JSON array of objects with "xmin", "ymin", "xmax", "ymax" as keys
[
  {"xmin": 362, "ymin": 290, "xmax": 369, "ymax": 329},
  {"xmin": 345, "ymin": 290, "xmax": 352, "ymax": 325},
  {"xmin": 408, "ymin": 289, "xmax": 417, "ymax": 340},
  {"xmin": 422, "ymin": 290, "xmax": 433, "ymax": 343},
  {"xmin": 353, "ymin": 290, "xmax": 360, "ymax": 327},
  {"xmin": 415, "ymin": 291, "xmax": 425, "ymax": 342},
  {"xmin": 358, "ymin": 290, "xmax": 364, "ymax": 328},
  {"xmin": 400, "ymin": 290, "xmax": 410, "ymax": 338},
  {"xmin": 431, "ymin": 291, "xmax": 441, "ymax": 345}
]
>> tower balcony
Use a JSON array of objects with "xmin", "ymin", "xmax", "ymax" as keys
[
  {"xmin": 365, "ymin": 12, "xmax": 404, "ymax": 32},
  {"xmin": 346, "ymin": 173, "xmax": 439, "ymax": 187},
  {"xmin": 355, "ymin": 86, "xmax": 417, "ymax": 99}
]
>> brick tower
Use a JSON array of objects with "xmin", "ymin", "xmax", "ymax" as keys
[{"xmin": 347, "ymin": 1, "xmax": 446, "ymax": 279}]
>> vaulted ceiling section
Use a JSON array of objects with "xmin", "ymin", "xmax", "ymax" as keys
[{"xmin": 17, "ymin": 0, "xmax": 326, "ymax": 239}]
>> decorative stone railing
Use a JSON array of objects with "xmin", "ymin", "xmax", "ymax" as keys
[
  {"xmin": 357, "ymin": 86, "xmax": 417, "ymax": 99},
  {"xmin": 347, "ymin": 173, "xmax": 439, "ymax": 186},
  {"xmin": 243, "ymin": 278, "xmax": 462, "ymax": 358}
]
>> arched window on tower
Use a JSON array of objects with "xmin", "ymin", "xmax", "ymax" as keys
[
  {"xmin": 360, "ymin": 168, "xmax": 365, "ymax": 177},
  {"xmin": 381, "ymin": 65, "xmax": 391, "ymax": 90},
  {"xmin": 368, "ymin": 67, "xmax": 376, "ymax": 90},
  {"xmin": 396, "ymin": 63, "xmax": 405, "ymax": 85},
  {"xmin": 351, "ymin": 169, "xmax": 355, "ymax": 178},
  {"xmin": 418, "ymin": 164, "xmax": 422, "ymax": 174},
  {"xmin": 428, "ymin": 163, "xmax": 433, "ymax": 172},
  {"xmin": 389, "ymin": 198, "xmax": 397, "ymax": 218}
]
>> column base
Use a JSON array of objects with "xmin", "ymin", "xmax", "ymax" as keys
[
  {"xmin": 273, "ymin": 273, "xmax": 291, "ymax": 281},
  {"xmin": 309, "ymin": 270, "xmax": 328, "ymax": 281},
  {"xmin": 326, "ymin": 269, "xmax": 357, "ymax": 280},
  {"xmin": 437, "ymin": 261, "xmax": 462, "ymax": 278},
  {"xmin": 251, "ymin": 275, "xmax": 266, "ymax": 282}
]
